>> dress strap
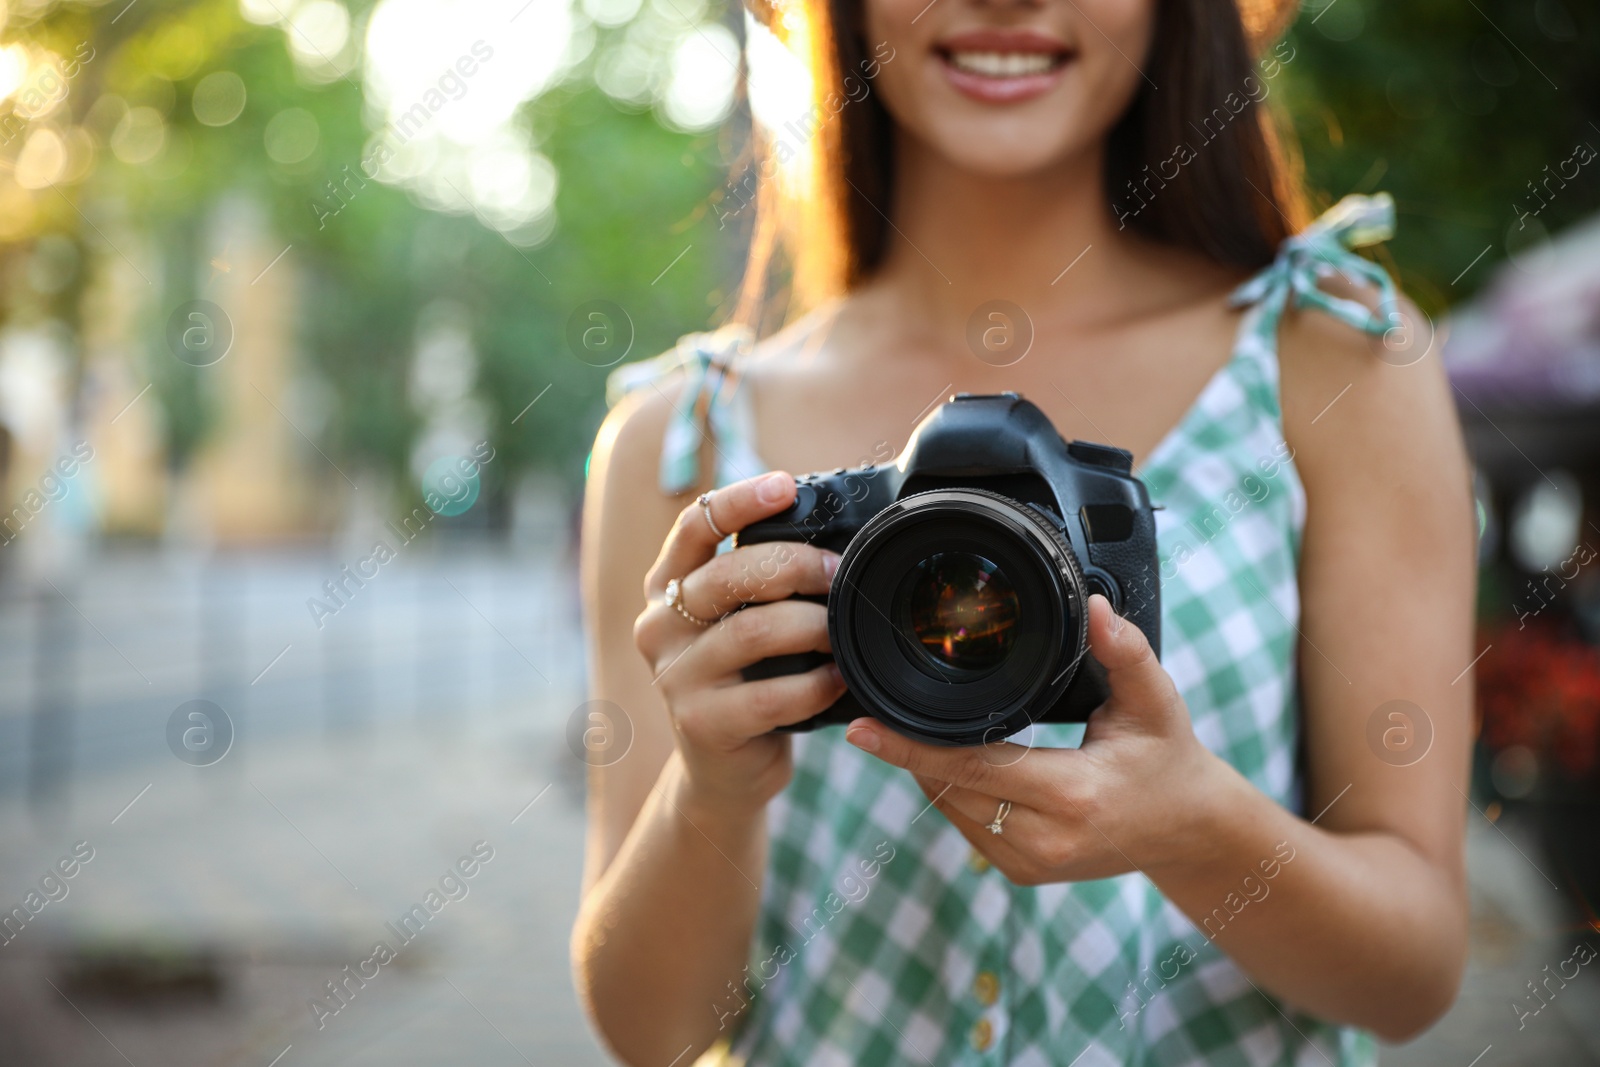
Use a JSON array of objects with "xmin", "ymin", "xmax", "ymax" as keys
[
  {"xmin": 605, "ymin": 324, "xmax": 761, "ymax": 494},
  {"xmin": 1229, "ymin": 192, "xmax": 1400, "ymax": 342}
]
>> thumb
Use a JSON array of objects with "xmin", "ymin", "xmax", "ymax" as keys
[{"xmin": 1085, "ymin": 593, "xmax": 1182, "ymax": 723}]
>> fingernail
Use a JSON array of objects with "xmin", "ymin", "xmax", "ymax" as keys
[
  {"xmin": 846, "ymin": 723, "xmax": 880, "ymax": 753},
  {"xmin": 823, "ymin": 552, "xmax": 841, "ymax": 579},
  {"xmin": 1110, "ymin": 610, "xmax": 1124, "ymax": 635},
  {"xmin": 757, "ymin": 472, "xmax": 790, "ymax": 503}
]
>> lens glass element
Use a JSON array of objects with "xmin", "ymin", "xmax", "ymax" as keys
[{"xmin": 898, "ymin": 553, "xmax": 1019, "ymax": 672}]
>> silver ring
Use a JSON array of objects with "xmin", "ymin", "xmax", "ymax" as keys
[
  {"xmin": 665, "ymin": 577, "xmax": 714, "ymax": 627},
  {"xmin": 698, "ymin": 492, "xmax": 729, "ymax": 541},
  {"xmin": 986, "ymin": 800, "xmax": 1012, "ymax": 836}
]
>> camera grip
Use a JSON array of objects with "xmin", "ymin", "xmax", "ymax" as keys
[
  {"xmin": 734, "ymin": 482, "xmax": 849, "ymax": 552},
  {"xmin": 741, "ymin": 650, "xmax": 858, "ymax": 731},
  {"xmin": 731, "ymin": 592, "xmax": 853, "ymax": 730},
  {"xmin": 1086, "ymin": 531, "xmax": 1161, "ymax": 658}
]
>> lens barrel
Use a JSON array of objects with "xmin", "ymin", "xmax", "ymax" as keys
[{"xmin": 828, "ymin": 488, "xmax": 1090, "ymax": 746}]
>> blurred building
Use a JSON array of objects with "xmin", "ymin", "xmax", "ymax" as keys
[
  {"xmin": 1446, "ymin": 209, "xmax": 1600, "ymax": 928},
  {"xmin": 5, "ymin": 196, "xmax": 336, "ymax": 557}
]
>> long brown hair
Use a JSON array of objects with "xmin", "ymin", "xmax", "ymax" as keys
[{"xmin": 731, "ymin": 0, "xmax": 1311, "ymax": 328}]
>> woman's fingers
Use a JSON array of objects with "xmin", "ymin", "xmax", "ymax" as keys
[
  {"xmin": 1085, "ymin": 594, "xmax": 1182, "ymax": 723},
  {"xmin": 679, "ymin": 541, "xmax": 839, "ymax": 619},
  {"xmin": 844, "ymin": 716, "xmax": 1057, "ymax": 803},
  {"xmin": 909, "ymin": 775, "xmax": 1042, "ymax": 873},
  {"xmin": 645, "ymin": 472, "xmax": 796, "ymax": 599},
  {"xmin": 683, "ymin": 663, "xmax": 847, "ymax": 743},
  {"xmin": 912, "ymin": 775, "xmax": 1018, "ymax": 831},
  {"xmin": 672, "ymin": 599, "xmax": 833, "ymax": 682}
]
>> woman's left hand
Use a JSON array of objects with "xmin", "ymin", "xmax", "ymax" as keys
[{"xmin": 844, "ymin": 594, "xmax": 1237, "ymax": 885}]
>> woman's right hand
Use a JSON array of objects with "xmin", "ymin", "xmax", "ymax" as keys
[{"xmin": 634, "ymin": 470, "xmax": 847, "ymax": 811}]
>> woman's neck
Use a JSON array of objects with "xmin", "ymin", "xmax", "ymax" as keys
[{"xmin": 852, "ymin": 134, "xmax": 1207, "ymax": 354}]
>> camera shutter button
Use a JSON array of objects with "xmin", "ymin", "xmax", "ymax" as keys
[
  {"xmin": 1085, "ymin": 572, "xmax": 1120, "ymax": 610},
  {"xmin": 1065, "ymin": 439, "xmax": 1134, "ymax": 473},
  {"xmin": 791, "ymin": 483, "xmax": 819, "ymax": 516}
]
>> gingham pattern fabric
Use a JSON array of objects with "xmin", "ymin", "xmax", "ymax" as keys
[
  {"xmin": 609, "ymin": 195, "xmax": 1397, "ymax": 1066},
  {"xmin": 606, "ymin": 324, "xmax": 766, "ymax": 492}
]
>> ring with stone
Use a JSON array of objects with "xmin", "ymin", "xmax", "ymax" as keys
[
  {"xmin": 665, "ymin": 576, "xmax": 715, "ymax": 627},
  {"xmin": 698, "ymin": 492, "xmax": 729, "ymax": 541}
]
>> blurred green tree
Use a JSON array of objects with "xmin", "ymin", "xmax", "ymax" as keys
[
  {"xmin": 0, "ymin": 0, "xmax": 1592, "ymax": 525},
  {"xmin": 1281, "ymin": 0, "xmax": 1597, "ymax": 312},
  {"xmin": 1, "ymin": 0, "xmax": 737, "ymax": 518}
]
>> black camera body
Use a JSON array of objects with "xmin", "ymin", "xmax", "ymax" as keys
[{"xmin": 736, "ymin": 393, "xmax": 1160, "ymax": 747}]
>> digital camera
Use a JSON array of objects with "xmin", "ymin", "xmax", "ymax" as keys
[{"xmin": 735, "ymin": 393, "xmax": 1160, "ymax": 747}]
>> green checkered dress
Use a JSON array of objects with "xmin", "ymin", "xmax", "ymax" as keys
[{"xmin": 609, "ymin": 194, "xmax": 1399, "ymax": 1066}]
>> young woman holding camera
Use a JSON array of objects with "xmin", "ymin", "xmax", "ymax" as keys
[{"xmin": 574, "ymin": 0, "xmax": 1475, "ymax": 1062}]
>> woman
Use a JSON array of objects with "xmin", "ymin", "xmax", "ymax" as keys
[{"xmin": 574, "ymin": 0, "xmax": 1475, "ymax": 1061}]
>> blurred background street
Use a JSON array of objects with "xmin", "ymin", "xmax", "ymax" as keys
[
  {"xmin": 0, "ymin": 0, "xmax": 1596, "ymax": 1063},
  {"xmin": 0, "ymin": 543, "xmax": 612, "ymax": 1065},
  {"xmin": 0, "ymin": 545, "xmax": 1594, "ymax": 1066}
]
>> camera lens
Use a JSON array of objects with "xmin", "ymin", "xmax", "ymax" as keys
[
  {"xmin": 898, "ymin": 553, "xmax": 1018, "ymax": 672},
  {"xmin": 829, "ymin": 488, "xmax": 1091, "ymax": 746}
]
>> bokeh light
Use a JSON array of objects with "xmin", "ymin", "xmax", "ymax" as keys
[{"xmin": 191, "ymin": 70, "xmax": 247, "ymax": 127}]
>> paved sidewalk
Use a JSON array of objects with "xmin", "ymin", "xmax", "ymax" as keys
[
  {"xmin": 0, "ymin": 716, "xmax": 608, "ymax": 1066},
  {"xmin": 0, "ymin": 544, "xmax": 611, "ymax": 1065},
  {"xmin": 1382, "ymin": 813, "xmax": 1600, "ymax": 1067}
]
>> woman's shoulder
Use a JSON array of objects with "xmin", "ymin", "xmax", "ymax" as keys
[
  {"xmin": 583, "ymin": 380, "xmax": 691, "ymax": 628},
  {"xmin": 1276, "ymin": 266, "xmax": 1438, "ymax": 417},
  {"xmin": 598, "ymin": 323, "xmax": 754, "ymax": 499},
  {"xmin": 1276, "ymin": 266, "xmax": 1415, "ymax": 373},
  {"xmin": 1277, "ymin": 276, "xmax": 1468, "ymax": 523},
  {"xmin": 1229, "ymin": 192, "xmax": 1455, "ymax": 481},
  {"xmin": 594, "ymin": 369, "xmax": 680, "ymax": 492},
  {"xmin": 604, "ymin": 308, "xmax": 839, "ymax": 425},
  {"xmin": 586, "ymin": 316, "xmax": 833, "ymax": 573}
]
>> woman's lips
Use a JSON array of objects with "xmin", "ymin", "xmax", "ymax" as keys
[{"xmin": 935, "ymin": 34, "xmax": 1072, "ymax": 104}]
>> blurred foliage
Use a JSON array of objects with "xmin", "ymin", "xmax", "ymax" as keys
[
  {"xmin": 1282, "ymin": 0, "xmax": 1598, "ymax": 313},
  {"xmin": 0, "ymin": 0, "xmax": 1593, "ymax": 521},
  {"xmin": 0, "ymin": 0, "xmax": 734, "ymax": 512}
]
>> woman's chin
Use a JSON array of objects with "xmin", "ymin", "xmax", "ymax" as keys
[{"xmin": 918, "ymin": 135, "xmax": 1085, "ymax": 182}]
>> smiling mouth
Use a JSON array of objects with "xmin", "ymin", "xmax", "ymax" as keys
[
  {"xmin": 940, "ymin": 50, "xmax": 1069, "ymax": 78},
  {"xmin": 935, "ymin": 41, "xmax": 1073, "ymax": 103}
]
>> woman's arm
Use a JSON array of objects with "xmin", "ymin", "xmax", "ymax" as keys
[
  {"xmin": 1256, "ymin": 294, "xmax": 1474, "ymax": 1033},
  {"xmin": 572, "ymin": 389, "xmax": 756, "ymax": 1066},
  {"xmin": 1149, "ymin": 295, "xmax": 1476, "ymax": 1039},
  {"xmin": 842, "ymin": 297, "xmax": 1476, "ymax": 1041},
  {"xmin": 571, "ymin": 388, "xmax": 844, "ymax": 1065}
]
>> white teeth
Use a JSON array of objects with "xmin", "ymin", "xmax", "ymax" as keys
[{"xmin": 947, "ymin": 51, "xmax": 1058, "ymax": 77}]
